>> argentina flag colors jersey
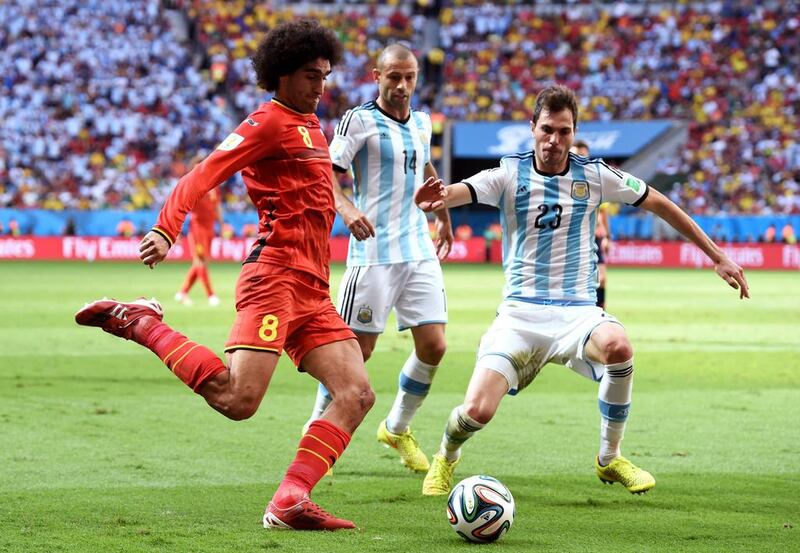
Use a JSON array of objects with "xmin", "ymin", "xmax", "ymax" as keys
[
  {"xmin": 464, "ymin": 152, "xmax": 649, "ymax": 304},
  {"xmin": 329, "ymin": 101, "xmax": 436, "ymax": 266}
]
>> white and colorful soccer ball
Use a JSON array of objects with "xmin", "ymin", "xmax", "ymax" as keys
[{"xmin": 447, "ymin": 475, "xmax": 515, "ymax": 543}]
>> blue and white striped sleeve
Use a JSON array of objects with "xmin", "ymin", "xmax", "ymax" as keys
[{"xmin": 329, "ymin": 109, "xmax": 366, "ymax": 173}]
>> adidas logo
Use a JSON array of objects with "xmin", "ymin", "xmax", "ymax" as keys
[{"xmin": 110, "ymin": 304, "xmax": 128, "ymax": 320}]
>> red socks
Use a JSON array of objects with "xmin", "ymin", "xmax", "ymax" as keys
[
  {"xmin": 197, "ymin": 265, "xmax": 214, "ymax": 296},
  {"xmin": 274, "ymin": 420, "xmax": 351, "ymax": 506},
  {"xmin": 179, "ymin": 265, "xmax": 214, "ymax": 297},
  {"xmin": 140, "ymin": 321, "xmax": 226, "ymax": 392},
  {"xmin": 179, "ymin": 266, "xmax": 198, "ymax": 295}
]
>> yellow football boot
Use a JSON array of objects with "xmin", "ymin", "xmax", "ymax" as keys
[
  {"xmin": 422, "ymin": 453, "xmax": 459, "ymax": 496},
  {"xmin": 595, "ymin": 456, "xmax": 655, "ymax": 494},
  {"xmin": 377, "ymin": 419, "xmax": 430, "ymax": 473}
]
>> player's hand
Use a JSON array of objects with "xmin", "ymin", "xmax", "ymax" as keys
[
  {"xmin": 415, "ymin": 177, "xmax": 445, "ymax": 212},
  {"xmin": 714, "ymin": 256, "xmax": 749, "ymax": 299},
  {"xmin": 342, "ymin": 204, "xmax": 375, "ymax": 241},
  {"xmin": 602, "ymin": 237, "xmax": 611, "ymax": 256},
  {"xmin": 139, "ymin": 231, "xmax": 170, "ymax": 269},
  {"xmin": 435, "ymin": 218, "xmax": 453, "ymax": 260}
]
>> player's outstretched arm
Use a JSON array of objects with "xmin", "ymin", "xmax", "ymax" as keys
[
  {"xmin": 638, "ymin": 188, "xmax": 749, "ymax": 299},
  {"xmin": 332, "ymin": 170, "xmax": 374, "ymax": 241},
  {"xmin": 414, "ymin": 179, "xmax": 473, "ymax": 212},
  {"xmin": 139, "ymin": 231, "xmax": 171, "ymax": 269}
]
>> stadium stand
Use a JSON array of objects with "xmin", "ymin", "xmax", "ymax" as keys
[
  {"xmin": 1, "ymin": 1, "xmax": 798, "ymax": 237},
  {"xmin": 0, "ymin": 0, "xmax": 232, "ymax": 211},
  {"xmin": 437, "ymin": 2, "xmax": 800, "ymax": 216}
]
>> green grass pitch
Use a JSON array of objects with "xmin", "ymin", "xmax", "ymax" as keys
[{"xmin": 0, "ymin": 261, "xmax": 798, "ymax": 552}]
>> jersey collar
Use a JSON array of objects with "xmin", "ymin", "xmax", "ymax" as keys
[
  {"xmin": 532, "ymin": 155, "xmax": 571, "ymax": 177},
  {"xmin": 271, "ymin": 97, "xmax": 313, "ymax": 116},
  {"xmin": 373, "ymin": 99, "xmax": 411, "ymax": 124}
]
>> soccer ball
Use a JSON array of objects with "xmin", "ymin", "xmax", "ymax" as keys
[{"xmin": 447, "ymin": 475, "xmax": 515, "ymax": 543}]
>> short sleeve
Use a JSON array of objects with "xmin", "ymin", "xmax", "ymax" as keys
[
  {"xmin": 329, "ymin": 109, "xmax": 367, "ymax": 173},
  {"xmin": 414, "ymin": 111, "xmax": 432, "ymax": 165},
  {"xmin": 597, "ymin": 161, "xmax": 649, "ymax": 206},
  {"xmin": 462, "ymin": 157, "xmax": 517, "ymax": 208}
]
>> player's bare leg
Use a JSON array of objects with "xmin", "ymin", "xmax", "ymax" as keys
[
  {"xmin": 586, "ymin": 322, "xmax": 655, "ymax": 493},
  {"xmin": 75, "ymin": 297, "xmax": 273, "ymax": 419},
  {"xmin": 196, "ymin": 349, "xmax": 275, "ymax": 419},
  {"xmin": 265, "ymin": 338, "xmax": 374, "ymax": 530},
  {"xmin": 303, "ymin": 339, "xmax": 374, "ymax": 433},
  {"xmin": 77, "ymin": 299, "xmax": 374, "ymax": 529},
  {"xmin": 302, "ymin": 331, "xmax": 375, "ymax": 478},
  {"xmin": 305, "ymin": 331, "xmax": 378, "ymax": 423}
]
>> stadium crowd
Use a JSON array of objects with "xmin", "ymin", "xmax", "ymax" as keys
[
  {"xmin": 0, "ymin": 0, "xmax": 232, "ymax": 212},
  {"xmin": 185, "ymin": 1, "xmax": 430, "ymax": 127},
  {"xmin": 1, "ymin": 0, "xmax": 799, "ymax": 220},
  {"xmin": 438, "ymin": 1, "xmax": 800, "ymax": 216}
]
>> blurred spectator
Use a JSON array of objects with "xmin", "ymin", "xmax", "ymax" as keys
[
  {"xmin": 241, "ymin": 222, "xmax": 258, "ymax": 238},
  {"xmin": 221, "ymin": 222, "xmax": 235, "ymax": 239},
  {"xmin": 455, "ymin": 224, "xmax": 473, "ymax": 240},
  {"xmin": 763, "ymin": 224, "xmax": 777, "ymax": 243},
  {"xmin": 116, "ymin": 219, "xmax": 136, "ymax": 237},
  {"xmin": 483, "ymin": 223, "xmax": 502, "ymax": 241},
  {"xmin": 63, "ymin": 217, "xmax": 76, "ymax": 236},
  {"xmin": 782, "ymin": 223, "xmax": 797, "ymax": 244}
]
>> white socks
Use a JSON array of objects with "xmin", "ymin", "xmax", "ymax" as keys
[
  {"xmin": 440, "ymin": 405, "xmax": 485, "ymax": 462},
  {"xmin": 597, "ymin": 359, "xmax": 634, "ymax": 465},
  {"xmin": 386, "ymin": 351, "xmax": 438, "ymax": 434}
]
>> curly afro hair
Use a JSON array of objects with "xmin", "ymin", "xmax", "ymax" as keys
[{"xmin": 251, "ymin": 19, "xmax": 343, "ymax": 92}]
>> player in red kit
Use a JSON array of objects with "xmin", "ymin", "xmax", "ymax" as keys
[
  {"xmin": 175, "ymin": 185, "xmax": 222, "ymax": 306},
  {"xmin": 74, "ymin": 20, "xmax": 374, "ymax": 531}
]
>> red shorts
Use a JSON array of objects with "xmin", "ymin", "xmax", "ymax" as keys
[
  {"xmin": 224, "ymin": 263, "xmax": 355, "ymax": 367},
  {"xmin": 188, "ymin": 226, "xmax": 213, "ymax": 259}
]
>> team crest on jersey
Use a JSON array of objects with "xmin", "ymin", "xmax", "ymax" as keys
[
  {"xmin": 356, "ymin": 305, "xmax": 373, "ymax": 324},
  {"xmin": 571, "ymin": 180, "xmax": 590, "ymax": 201},
  {"xmin": 245, "ymin": 118, "xmax": 258, "ymax": 126},
  {"xmin": 330, "ymin": 138, "xmax": 345, "ymax": 157},
  {"xmin": 217, "ymin": 132, "xmax": 244, "ymax": 151}
]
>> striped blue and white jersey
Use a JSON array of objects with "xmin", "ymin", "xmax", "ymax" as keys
[
  {"xmin": 329, "ymin": 100, "xmax": 436, "ymax": 266},
  {"xmin": 465, "ymin": 152, "xmax": 648, "ymax": 304}
]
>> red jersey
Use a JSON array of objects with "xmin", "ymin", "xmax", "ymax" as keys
[
  {"xmin": 189, "ymin": 189, "xmax": 220, "ymax": 233},
  {"xmin": 153, "ymin": 99, "xmax": 336, "ymax": 283}
]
